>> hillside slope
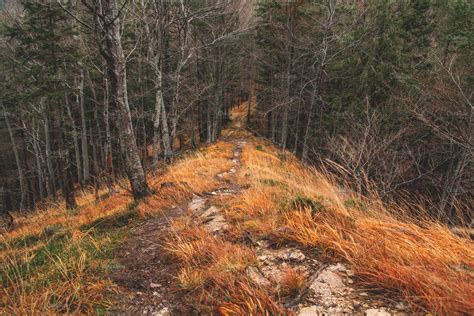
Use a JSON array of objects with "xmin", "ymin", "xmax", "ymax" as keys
[{"xmin": 1, "ymin": 105, "xmax": 473, "ymax": 315}]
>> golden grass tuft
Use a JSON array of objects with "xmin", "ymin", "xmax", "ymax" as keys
[
  {"xmin": 225, "ymin": 133, "xmax": 474, "ymax": 315},
  {"xmin": 1, "ymin": 136, "xmax": 236, "ymax": 314},
  {"xmin": 278, "ymin": 267, "xmax": 306, "ymax": 298},
  {"xmin": 163, "ymin": 216, "xmax": 282, "ymax": 314}
]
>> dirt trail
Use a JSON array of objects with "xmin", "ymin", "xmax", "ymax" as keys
[
  {"xmin": 112, "ymin": 140, "xmax": 246, "ymax": 315},
  {"xmin": 113, "ymin": 131, "xmax": 411, "ymax": 315}
]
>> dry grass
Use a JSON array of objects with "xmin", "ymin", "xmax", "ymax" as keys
[
  {"xmin": 0, "ymin": 139, "xmax": 235, "ymax": 314},
  {"xmin": 162, "ymin": 215, "xmax": 281, "ymax": 314},
  {"xmin": 278, "ymin": 267, "xmax": 306, "ymax": 298},
  {"xmin": 3, "ymin": 104, "xmax": 473, "ymax": 314},
  {"xmin": 223, "ymin": 133, "xmax": 474, "ymax": 315}
]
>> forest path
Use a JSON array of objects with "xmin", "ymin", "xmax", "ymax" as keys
[
  {"xmin": 112, "ymin": 137, "xmax": 247, "ymax": 315},
  {"xmin": 111, "ymin": 105, "xmax": 411, "ymax": 315}
]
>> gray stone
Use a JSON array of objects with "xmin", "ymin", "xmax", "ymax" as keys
[
  {"xmin": 328, "ymin": 263, "xmax": 347, "ymax": 272},
  {"xmin": 310, "ymin": 270, "xmax": 345, "ymax": 293},
  {"xmin": 204, "ymin": 214, "xmax": 228, "ymax": 233},
  {"xmin": 365, "ymin": 308, "xmax": 391, "ymax": 316},
  {"xmin": 200, "ymin": 206, "xmax": 220, "ymax": 219},
  {"xmin": 279, "ymin": 249, "xmax": 306, "ymax": 262},
  {"xmin": 298, "ymin": 306, "xmax": 319, "ymax": 315},
  {"xmin": 152, "ymin": 307, "xmax": 171, "ymax": 316},
  {"xmin": 246, "ymin": 266, "xmax": 271, "ymax": 287},
  {"xmin": 188, "ymin": 196, "xmax": 206, "ymax": 212}
]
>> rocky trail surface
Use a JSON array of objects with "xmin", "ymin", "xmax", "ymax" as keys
[{"xmin": 112, "ymin": 124, "xmax": 412, "ymax": 315}]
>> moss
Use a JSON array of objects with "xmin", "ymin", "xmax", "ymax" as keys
[
  {"xmin": 259, "ymin": 178, "xmax": 289, "ymax": 189},
  {"xmin": 0, "ymin": 233, "xmax": 41, "ymax": 251},
  {"xmin": 344, "ymin": 198, "xmax": 367, "ymax": 210},
  {"xmin": 290, "ymin": 194, "xmax": 325, "ymax": 215}
]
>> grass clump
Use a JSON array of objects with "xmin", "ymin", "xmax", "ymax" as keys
[
  {"xmin": 163, "ymin": 220, "xmax": 279, "ymax": 314},
  {"xmin": 1, "ymin": 226, "xmax": 124, "ymax": 314},
  {"xmin": 0, "ymin": 194, "xmax": 139, "ymax": 314},
  {"xmin": 290, "ymin": 194, "xmax": 325, "ymax": 215},
  {"xmin": 229, "ymin": 131, "xmax": 474, "ymax": 315}
]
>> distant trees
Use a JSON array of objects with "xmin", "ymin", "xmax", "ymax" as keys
[
  {"xmin": 252, "ymin": 0, "xmax": 473, "ymax": 221},
  {"xmin": 0, "ymin": 0, "xmax": 471, "ymax": 222},
  {"xmin": 0, "ymin": 0, "xmax": 247, "ymax": 210}
]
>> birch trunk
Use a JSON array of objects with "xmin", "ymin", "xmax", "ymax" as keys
[
  {"xmin": 31, "ymin": 119, "xmax": 45, "ymax": 200},
  {"xmin": 98, "ymin": 0, "xmax": 150, "ymax": 199},
  {"xmin": 41, "ymin": 99, "xmax": 55, "ymax": 199},
  {"xmin": 152, "ymin": 67, "xmax": 164, "ymax": 167},
  {"xmin": 78, "ymin": 68, "xmax": 90, "ymax": 183}
]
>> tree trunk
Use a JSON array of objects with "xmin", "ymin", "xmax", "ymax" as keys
[
  {"xmin": 86, "ymin": 69, "xmax": 104, "ymax": 173},
  {"xmin": 103, "ymin": 72, "xmax": 114, "ymax": 191},
  {"xmin": 160, "ymin": 101, "xmax": 173, "ymax": 161},
  {"xmin": 66, "ymin": 99, "xmax": 83, "ymax": 183},
  {"xmin": 78, "ymin": 68, "xmax": 90, "ymax": 183},
  {"xmin": 2, "ymin": 104, "xmax": 27, "ymax": 210},
  {"xmin": 153, "ymin": 66, "xmax": 165, "ymax": 166},
  {"xmin": 98, "ymin": 0, "xmax": 151, "ymax": 199},
  {"xmin": 30, "ymin": 118, "xmax": 46, "ymax": 200},
  {"xmin": 58, "ymin": 114, "xmax": 77, "ymax": 210},
  {"xmin": 42, "ymin": 99, "xmax": 56, "ymax": 200}
]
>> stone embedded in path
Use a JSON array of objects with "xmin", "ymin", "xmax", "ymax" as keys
[
  {"xmin": 298, "ymin": 306, "xmax": 319, "ymax": 316},
  {"xmin": 152, "ymin": 307, "xmax": 171, "ymax": 316},
  {"xmin": 200, "ymin": 206, "xmax": 219, "ymax": 219},
  {"xmin": 365, "ymin": 308, "xmax": 391, "ymax": 316},
  {"xmin": 188, "ymin": 195, "xmax": 207, "ymax": 212},
  {"xmin": 310, "ymin": 269, "xmax": 345, "ymax": 295},
  {"xmin": 278, "ymin": 249, "xmax": 306, "ymax": 262},
  {"xmin": 204, "ymin": 214, "xmax": 228, "ymax": 233},
  {"xmin": 195, "ymin": 205, "xmax": 228, "ymax": 233},
  {"xmin": 246, "ymin": 266, "xmax": 271, "ymax": 287}
]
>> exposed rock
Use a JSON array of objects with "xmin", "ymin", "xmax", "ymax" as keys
[
  {"xmin": 261, "ymin": 265, "xmax": 284, "ymax": 282},
  {"xmin": 200, "ymin": 206, "xmax": 220, "ymax": 219},
  {"xmin": 298, "ymin": 306, "xmax": 319, "ymax": 315},
  {"xmin": 188, "ymin": 195, "xmax": 206, "ymax": 212},
  {"xmin": 149, "ymin": 282, "xmax": 160, "ymax": 289},
  {"xmin": 246, "ymin": 266, "xmax": 271, "ymax": 287},
  {"xmin": 204, "ymin": 214, "xmax": 228, "ymax": 233},
  {"xmin": 328, "ymin": 263, "xmax": 347, "ymax": 272},
  {"xmin": 278, "ymin": 249, "xmax": 306, "ymax": 262},
  {"xmin": 395, "ymin": 302, "xmax": 407, "ymax": 310},
  {"xmin": 256, "ymin": 240, "xmax": 270, "ymax": 248},
  {"xmin": 310, "ymin": 269, "xmax": 345, "ymax": 294},
  {"xmin": 365, "ymin": 308, "xmax": 391, "ymax": 316},
  {"xmin": 152, "ymin": 307, "xmax": 171, "ymax": 316}
]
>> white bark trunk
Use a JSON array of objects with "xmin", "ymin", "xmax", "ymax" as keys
[
  {"xmin": 99, "ymin": 0, "xmax": 150, "ymax": 199},
  {"xmin": 79, "ymin": 68, "xmax": 90, "ymax": 183}
]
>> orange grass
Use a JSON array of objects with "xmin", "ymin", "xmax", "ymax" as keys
[
  {"xmin": 163, "ymin": 214, "xmax": 280, "ymax": 314},
  {"xmin": 1, "ymin": 138, "xmax": 236, "ymax": 314},
  {"xmin": 278, "ymin": 267, "xmax": 306, "ymax": 298},
  {"xmin": 226, "ymin": 133, "xmax": 474, "ymax": 315}
]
